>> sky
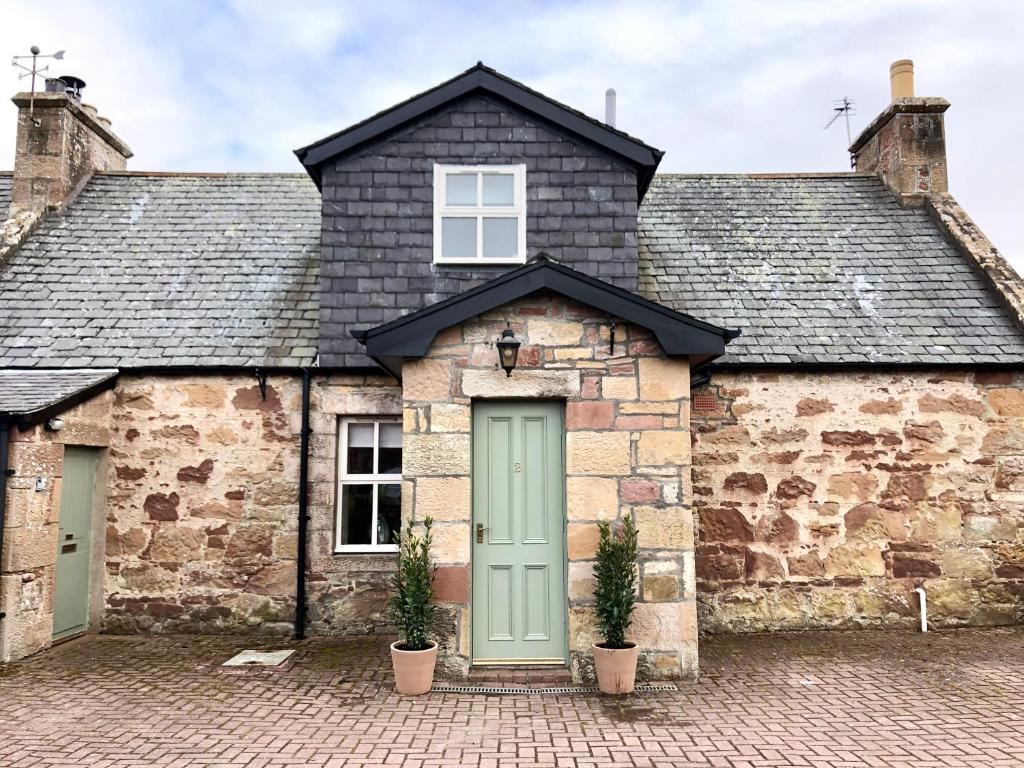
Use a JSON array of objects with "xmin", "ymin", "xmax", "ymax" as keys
[{"xmin": 3, "ymin": 0, "xmax": 1023, "ymax": 268}]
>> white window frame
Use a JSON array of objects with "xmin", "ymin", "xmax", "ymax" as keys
[
  {"xmin": 335, "ymin": 416, "xmax": 402, "ymax": 554},
  {"xmin": 432, "ymin": 164, "xmax": 527, "ymax": 265}
]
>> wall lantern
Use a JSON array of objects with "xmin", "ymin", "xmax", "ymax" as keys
[{"xmin": 495, "ymin": 327, "xmax": 521, "ymax": 377}]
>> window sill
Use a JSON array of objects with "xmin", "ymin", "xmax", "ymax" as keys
[
  {"xmin": 333, "ymin": 546, "xmax": 399, "ymax": 555},
  {"xmin": 433, "ymin": 258, "xmax": 527, "ymax": 267}
]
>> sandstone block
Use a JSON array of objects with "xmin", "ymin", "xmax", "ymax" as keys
[
  {"xmin": 567, "ymin": 524, "xmax": 601, "ymax": 559},
  {"xmin": 461, "ymin": 369, "xmax": 580, "ymax": 399},
  {"xmin": 415, "ymin": 476, "xmax": 471, "ymax": 521},
  {"xmin": 432, "ymin": 565, "xmax": 469, "ymax": 603},
  {"xmin": 106, "ymin": 526, "xmax": 150, "ymax": 558},
  {"xmin": 637, "ymin": 431, "xmax": 688, "ymax": 467},
  {"xmin": 566, "ymin": 401, "xmax": 614, "ymax": 430},
  {"xmin": 179, "ymin": 382, "xmax": 226, "ymax": 408},
  {"xmin": 825, "ymin": 544, "xmax": 885, "ymax": 577},
  {"xmin": 788, "ymin": 552, "xmax": 824, "ymax": 577},
  {"xmin": 629, "ymin": 602, "xmax": 697, "ymax": 650},
  {"xmin": 698, "ymin": 507, "xmax": 753, "ymax": 542},
  {"xmin": 922, "ymin": 578, "xmax": 972, "ymax": 619},
  {"xmin": 569, "ymin": 606, "xmax": 599, "ymax": 649},
  {"xmin": 529, "ymin": 319, "xmax": 584, "ymax": 346},
  {"xmin": 403, "ymin": 359, "xmax": 452, "ymax": 401},
  {"xmin": 602, "ymin": 376, "xmax": 638, "ymax": 401},
  {"xmin": 120, "ymin": 562, "xmax": 179, "ymax": 592},
  {"xmin": 845, "ymin": 503, "xmax": 906, "ymax": 541},
  {"xmin": 430, "ymin": 403, "xmax": 471, "ymax": 433},
  {"xmin": 634, "ymin": 506, "xmax": 692, "ymax": 550},
  {"xmin": 147, "ymin": 527, "xmax": 205, "ymax": 562},
  {"xmin": 565, "ymin": 476, "xmax": 618, "ymax": 520},
  {"xmin": 403, "ymin": 433, "xmax": 471, "ymax": 476},
  {"xmin": 942, "ymin": 548, "xmax": 992, "ymax": 578},
  {"xmin": 431, "ymin": 523, "xmax": 470, "ymax": 564},
  {"xmin": 643, "ymin": 571, "xmax": 681, "ymax": 601},
  {"xmin": 565, "ymin": 431, "xmax": 631, "ymax": 475},
  {"xmin": 1, "ymin": 524, "xmax": 57, "ymax": 571},
  {"xmin": 638, "ymin": 358, "xmax": 689, "ymax": 401},
  {"xmin": 988, "ymin": 388, "xmax": 1024, "ymax": 417},
  {"xmin": 620, "ymin": 478, "xmax": 661, "ymax": 503},
  {"xmin": 568, "ymin": 561, "xmax": 595, "ymax": 600},
  {"xmin": 745, "ymin": 550, "xmax": 785, "ymax": 581},
  {"xmin": 8, "ymin": 442, "xmax": 63, "ymax": 477}
]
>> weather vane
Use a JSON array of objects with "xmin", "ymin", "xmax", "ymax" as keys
[
  {"xmin": 11, "ymin": 45, "xmax": 66, "ymax": 118},
  {"xmin": 823, "ymin": 96, "xmax": 856, "ymax": 166}
]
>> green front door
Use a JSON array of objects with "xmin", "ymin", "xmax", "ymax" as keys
[
  {"xmin": 53, "ymin": 447, "xmax": 99, "ymax": 640},
  {"xmin": 472, "ymin": 401, "xmax": 566, "ymax": 665}
]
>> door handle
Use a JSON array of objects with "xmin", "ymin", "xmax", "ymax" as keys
[{"xmin": 476, "ymin": 524, "xmax": 487, "ymax": 544}]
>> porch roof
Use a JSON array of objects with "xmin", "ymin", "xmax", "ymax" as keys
[
  {"xmin": 0, "ymin": 368, "xmax": 118, "ymax": 428},
  {"xmin": 351, "ymin": 255, "xmax": 739, "ymax": 379}
]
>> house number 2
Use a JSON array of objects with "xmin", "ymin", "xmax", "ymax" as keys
[{"xmin": 514, "ymin": 462, "xmax": 521, "ymax": 472}]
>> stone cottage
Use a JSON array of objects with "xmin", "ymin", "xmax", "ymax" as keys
[{"xmin": 1, "ymin": 60, "xmax": 1021, "ymax": 681}]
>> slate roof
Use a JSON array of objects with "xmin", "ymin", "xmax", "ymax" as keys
[
  {"xmin": 0, "ymin": 172, "xmax": 11, "ymax": 213},
  {"xmin": 2, "ymin": 170, "xmax": 1023, "ymax": 370},
  {"xmin": 639, "ymin": 174, "xmax": 1024, "ymax": 365},
  {"xmin": 0, "ymin": 172, "xmax": 320, "ymax": 367},
  {"xmin": 0, "ymin": 368, "xmax": 117, "ymax": 417}
]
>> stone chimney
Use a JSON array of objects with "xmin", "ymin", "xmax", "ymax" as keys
[
  {"xmin": 850, "ymin": 59, "xmax": 949, "ymax": 205},
  {"xmin": 8, "ymin": 75, "xmax": 133, "ymax": 220}
]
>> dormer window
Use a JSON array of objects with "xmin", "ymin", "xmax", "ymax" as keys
[{"xmin": 433, "ymin": 164, "xmax": 526, "ymax": 265}]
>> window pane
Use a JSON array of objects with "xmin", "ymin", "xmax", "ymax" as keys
[
  {"xmin": 340, "ymin": 484, "xmax": 373, "ymax": 545},
  {"xmin": 378, "ymin": 422, "xmax": 402, "ymax": 475},
  {"xmin": 442, "ymin": 217, "xmax": 477, "ymax": 260},
  {"xmin": 446, "ymin": 173, "xmax": 477, "ymax": 206},
  {"xmin": 377, "ymin": 484, "xmax": 401, "ymax": 546},
  {"xmin": 482, "ymin": 217, "xmax": 518, "ymax": 259},
  {"xmin": 346, "ymin": 422, "xmax": 374, "ymax": 474},
  {"xmin": 482, "ymin": 173, "xmax": 515, "ymax": 206}
]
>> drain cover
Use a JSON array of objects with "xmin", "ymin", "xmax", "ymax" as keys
[
  {"xmin": 430, "ymin": 682, "xmax": 678, "ymax": 695},
  {"xmin": 222, "ymin": 649, "xmax": 295, "ymax": 667}
]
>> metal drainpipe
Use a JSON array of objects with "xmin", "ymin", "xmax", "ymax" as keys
[
  {"xmin": 294, "ymin": 369, "xmax": 311, "ymax": 640},
  {"xmin": 0, "ymin": 421, "xmax": 10, "ymax": 622}
]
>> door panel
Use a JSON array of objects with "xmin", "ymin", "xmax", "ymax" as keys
[
  {"xmin": 53, "ymin": 447, "xmax": 99, "ymax": 640},
  {"xmin": 472, "ymin": 401, "xmax": 566, "ymax": 664}
]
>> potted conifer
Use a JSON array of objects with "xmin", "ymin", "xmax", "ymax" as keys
[
  {"xmin": 388, "ymin": 516, "xmax": 437, "ymax": 696},
  {"xmin": 592, "ymin": 516, "xmax": 640, "ymax": 694}
]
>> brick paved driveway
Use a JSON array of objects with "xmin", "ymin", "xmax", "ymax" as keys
[{"xmin": 1, "ymin": 628, "xmax": 1022, "ymax": 767}]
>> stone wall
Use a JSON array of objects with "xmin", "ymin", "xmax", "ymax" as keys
[
  {"xmin": 693, "ymin": 369, "xmax": 1024, "ymax": 632},
  {"xmin": 305, "ymin": 373, "xmax": 402, "ymax": 635},
  {"xmin": 0, "ymin": 390, "xmax": 112, "ymax": 661},
  {"xmin": 319, "ymin": 94, "xmax": 640, "ymax": 367},
  {"xmin": 104, "ymin": 375, "xmax": 301, "ymax": 635},
  {"xmin": 401, "ymin": 292, "xmax": 696, "ymax": 681}
]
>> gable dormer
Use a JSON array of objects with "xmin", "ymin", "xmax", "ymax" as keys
[{"xmin": 296, "ymin": 63, "xmax": 662, "ymax": 367}]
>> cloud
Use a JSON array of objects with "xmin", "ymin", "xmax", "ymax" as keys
[{"xmin": 2, "ymin": 0, "xmax": 1022, "ymax": 267}]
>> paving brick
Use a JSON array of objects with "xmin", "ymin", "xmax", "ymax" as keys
[{"xmin": 1, "ymin": 629, "xmax": 1023, "ymax": 766}]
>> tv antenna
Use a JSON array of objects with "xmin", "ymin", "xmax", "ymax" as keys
[{"xmin": 11, "ymin": 45, "xmax": 66, "ymax": 117}]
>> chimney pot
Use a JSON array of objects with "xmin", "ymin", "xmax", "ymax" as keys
[
  {"xmin": 58, "ymin": 74, "xmax": 86, "ymax": 101},
  {"xmin": 605, "ymin": 88, "xmax": 616, "ymax": 128},
  {"xmin": 890, "ymin": 59, "xmax": 914, "ymax": 101}
]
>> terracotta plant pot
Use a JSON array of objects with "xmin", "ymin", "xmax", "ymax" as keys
[
  {"xmin": 592, "ymin": 642, "xmax": 640, "ymax": 694},
  {"xmin": 390, "ymin": 640, "xmax": 438, "ymax": 696}
]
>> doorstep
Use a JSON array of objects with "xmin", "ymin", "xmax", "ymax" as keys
[{"xmin": 466, "ymin": 664, "xmax": 573, "ymax": 686}]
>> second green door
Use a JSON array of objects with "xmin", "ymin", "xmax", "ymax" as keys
[{"xmin": 472, "ymin": 401, "xmax": 566, "ymax": 665}]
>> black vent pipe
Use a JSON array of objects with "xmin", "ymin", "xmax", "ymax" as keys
[
  {"xmin": 0, "ymin": 421, "xmax": 10, "ymax": 622},
  {"xmin": 294, "ymin": 369, "xmax": 311, "ymax": 640}
]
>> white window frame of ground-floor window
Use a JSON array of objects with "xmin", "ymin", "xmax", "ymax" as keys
[
  {"xmin": 335, "ymin": 416, "xmax": 402, "ymax": 554},
  {"xmin": 433, "ymin": 163, "xmax": 527, "ymax": 265}
]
